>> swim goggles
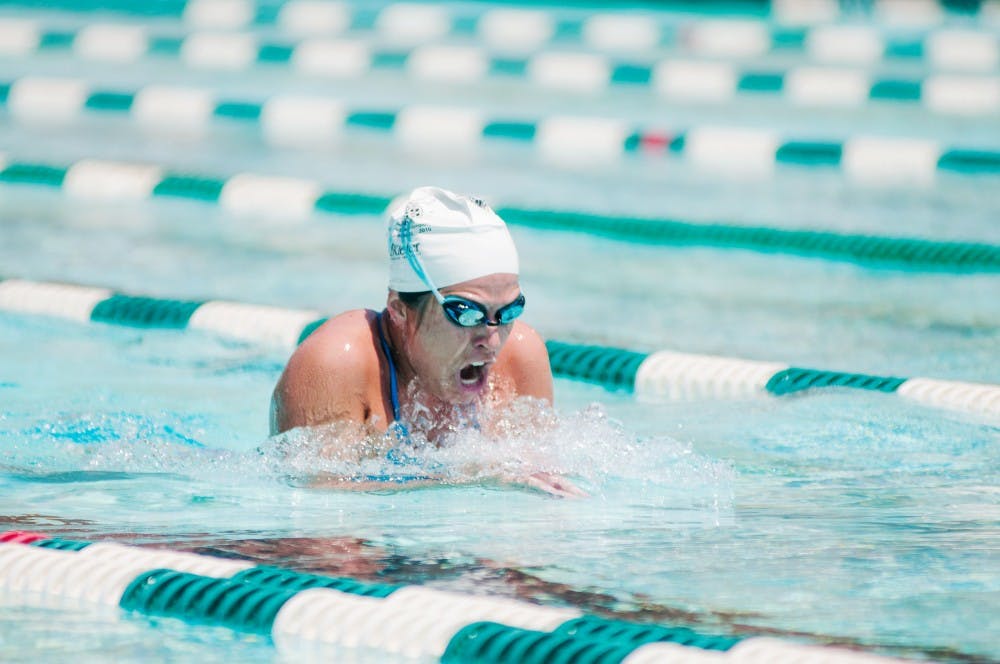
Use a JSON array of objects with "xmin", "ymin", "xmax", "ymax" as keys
[{"xmin": 397, "ymin": 212, "xmax": 526, "ymax": 328}]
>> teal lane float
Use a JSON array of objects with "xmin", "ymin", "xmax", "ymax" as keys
[
  {"xmin": 2, "ymin": 156, "xmax": 999, "ymax": 272},
  {"xmin": 0, "ymin": 532, "xmax": 919, "ymax": 662},
  {"xmin": 0, "ymin": 0, "xmax": 996, "ymax": 68},
  {"xmin": 1, "ymin": 32, "xmax": 997, "ymax": 115},
  {"xmin": 0, "ymin": 278, "xmax": 997, "ymax": 420},
  {"xmin": 2, "ymin": 80, "xmax": 999, "ymax": 181}
]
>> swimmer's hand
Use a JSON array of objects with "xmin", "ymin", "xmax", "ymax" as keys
[{"xmin": 523, "ymin": 472, "xmax": 588, "ymax": 499}]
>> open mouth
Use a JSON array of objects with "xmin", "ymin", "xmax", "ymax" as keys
[{"xmin": 458, "ymin": 361, "xmax": 489, "ymax": 392}]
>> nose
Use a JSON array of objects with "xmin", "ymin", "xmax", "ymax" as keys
[{"xmin": 475, "ymin": 326, "xmax": 504, "ymax": 351}]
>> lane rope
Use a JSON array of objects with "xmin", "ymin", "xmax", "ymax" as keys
[
  {"xmin": 0, "ymin": 1, "xmax": 996, "ymax": 66},
  {"xmin": 1, "ymin": 277, "xmax": 996, "ymax": 420},
  {"xmin": 0, "ymin": 534, "xmax": 918, "ymax": 663},
  {"xmin": 1, "ymin": 156, "xmax": 998, "ymax": 272},
  {"xmin": 3, "ymin": 77, "xmax": 999, "ymax": 183},
  {"xmin": 0, "ymin": 26, "xmax": 996, "ymax": 115}
]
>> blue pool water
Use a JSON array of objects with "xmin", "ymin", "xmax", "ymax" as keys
[{"xmin": 2, "ymin": 1, "xmax": 999, "ymax": 662}]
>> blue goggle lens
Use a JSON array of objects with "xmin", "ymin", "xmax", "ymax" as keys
[{"xmin": 441, "ymin": 294, "xmax": 525, "ymax": 328}]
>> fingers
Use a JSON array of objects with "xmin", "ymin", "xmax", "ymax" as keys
[{"xmin": 525, "ymin": 472, "xmax": 588, "ymax": 498}]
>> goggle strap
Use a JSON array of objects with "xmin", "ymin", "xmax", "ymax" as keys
[{"xmin": 400, "ymin": 215, "xmax": 446, "ymax": 305}]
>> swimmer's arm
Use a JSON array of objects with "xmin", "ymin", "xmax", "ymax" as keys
[
  {"xmin": 497, "ymin": 321, "xmax": 554, "ymax": 404},
  {"xmin": 522, "ymin": 472, "xmax": 588, "ymax": 498},
  {"xmin": 494, "ymin": 325, "xmax": 587, "ymax": 497},
  {"xmin": 270, "ymin": 314, "xmax": 372, "ymax": 435}
]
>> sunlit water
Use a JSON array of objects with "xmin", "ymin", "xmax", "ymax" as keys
[{"xmin": 2, "ymin": 2, "xmax": 1000, "ymax": 662}]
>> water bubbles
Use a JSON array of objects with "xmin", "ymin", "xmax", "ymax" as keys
[{"xmin": 4, "ymin": 399, "xmax": 733, "ymax": 511}]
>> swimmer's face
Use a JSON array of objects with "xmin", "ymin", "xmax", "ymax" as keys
[{"xmin": 396, "ymin": 273, "xmax": 521, "ymax": 404}]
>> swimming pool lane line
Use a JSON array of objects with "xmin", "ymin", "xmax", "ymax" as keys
[
  {"xmin": 1, "ymin": 277, "xmax": 997, "ymax": 421},
  {"xmin": 1, "ymin": 154, "xmax": 998, "ymax": 272},
  {"xmin": 2, "ymin": 23, "xmax": 999, "ymax": 115},
  {"xmin": 2, "ymin": 0, "xmax": 998, "ymax": 68},
  {"xmin": 0, "ymin": 535, "xmax": 917, "ymax": 663},
  {"xmin": 4, "ymin": 77, "xmax": 999, "ymax": 183}
]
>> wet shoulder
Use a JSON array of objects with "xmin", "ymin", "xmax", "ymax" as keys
[
  {"xmin": 288, "ymin": 309, "xmax": 381, "ymax": 380},
  {"xmin": 495, "ymin": 321, "xmax": 553, "ymax": 402}
]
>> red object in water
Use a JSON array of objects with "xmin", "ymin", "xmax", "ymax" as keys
[
  {"xmin": 640, "ymin": 133, "xmax": 672, "ymax": 154},
  {"xmin": 0, "ymin": 530, "xmax": 47, "ymax": 544}
]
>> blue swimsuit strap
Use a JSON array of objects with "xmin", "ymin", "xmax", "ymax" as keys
[{"xmin": 374, "ymin": 311, "xmax": 401, "ymax": 423}]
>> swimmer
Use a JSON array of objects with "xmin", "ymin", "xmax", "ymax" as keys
[{"xmin": 270, "ymin": 186, "xmax": 583, "ymax": 497}]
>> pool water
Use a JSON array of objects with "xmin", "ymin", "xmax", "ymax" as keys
[{"xmin": 2, "ymin": 1, "xmax": 999, "ymax": 662}]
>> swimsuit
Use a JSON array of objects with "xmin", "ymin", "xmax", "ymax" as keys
[
  {"xmin": 373, "ymin": 311, "xmax": 423, "ymax": 476},
  {"xmin": 374, "ymin": 311, "xmax": 402, "ymax": 423}
]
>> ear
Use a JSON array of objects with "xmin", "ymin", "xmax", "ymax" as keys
[{"xmin": 386, "ymin": 291, "xmax": 407, "ymax": 323}]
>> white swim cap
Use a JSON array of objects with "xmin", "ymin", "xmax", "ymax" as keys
[{"xmin": 386, "ymin": 186, "xmax": 519, "ymax": 292}]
